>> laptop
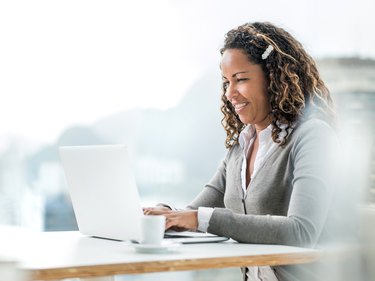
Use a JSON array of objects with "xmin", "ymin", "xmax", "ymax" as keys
[{"xmin": 59, "ymin": 144, "xmax": 228, "ymax": 244}]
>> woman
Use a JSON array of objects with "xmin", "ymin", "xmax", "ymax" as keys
[{"xmin": 145, "ymin": 22, "xmax": 339, "ymax": 281}]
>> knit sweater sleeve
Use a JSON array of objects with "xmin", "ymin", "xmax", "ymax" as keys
[{"xmin": 185, "ymin": 151, "xmax": 233, "ymax": 210}]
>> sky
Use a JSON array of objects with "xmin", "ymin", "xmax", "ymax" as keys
[{"xmin": 0, "ymin": 0, "xmax": 374, "ymax": 144}]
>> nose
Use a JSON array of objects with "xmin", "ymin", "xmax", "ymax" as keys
[{"xmin": 224, "ymin": 83, "xmax": 237, "ymax": 101}]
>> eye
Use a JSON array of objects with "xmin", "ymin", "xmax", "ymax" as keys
[{"xmin": 237, "ymin": 78, "xmax": 248, "ymax": 82}]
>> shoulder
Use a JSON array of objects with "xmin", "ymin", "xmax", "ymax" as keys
[
  {"xmin": 292, "ymin": 118, "xmax": 337, "ymax": 142},
  {"xmin": 288, "ymin": 118, "xmax": 340, "ymax": 157},
  {"xmin": 297, "ymin": 117, "xmax": 334, "ymax": 132}
]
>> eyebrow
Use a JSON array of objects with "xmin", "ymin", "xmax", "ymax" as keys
[{"xmin": 222, "ymin": 71, "xmax": 251, "ymax": 79}]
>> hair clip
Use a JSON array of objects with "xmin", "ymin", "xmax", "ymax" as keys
[{"xmin": 261, "ymin": 45, "xmax": 274, "ymax": 60}]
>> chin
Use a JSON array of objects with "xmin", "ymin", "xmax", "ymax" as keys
[{"xmin": 238, "ymin": 116, "xmax": 253, "ymax": 125}]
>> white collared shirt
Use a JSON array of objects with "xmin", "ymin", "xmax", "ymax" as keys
[{"xmin": 238, "ymin": 124, "xmax": 279, "ymax": 193}]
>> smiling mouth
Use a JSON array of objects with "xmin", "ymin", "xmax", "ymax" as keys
[{"xmin": 233, "ymin": 102, "xmax": 249, "ymax": 111}]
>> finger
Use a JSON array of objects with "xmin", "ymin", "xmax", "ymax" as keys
[
  {"xmin": 145, "ymin": 209, "xmax": 171, "ymax": 216},
  {"xmin": 172, "ymin": 222, "xmax": 189, "ymax": 230},
  {"xmin": 143, "ymin": 206, "xmax": 170, "ymax": 212},
  {"xmin": 165, "ymin": 217, "xmax": 177, "ymax": 230},
  {"xmin": 165, "ymin": 212, "xmax": 198, "ymax": 231},
  {"xmin": 165, "ymin": 216, "xmax": 186, "ymax": 230},
  {"xmin": 143, "ymin": 208, "xmax": 155, "ymax": 215}
]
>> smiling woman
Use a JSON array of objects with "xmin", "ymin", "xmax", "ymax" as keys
[
  {"xmin": 145, "ymin": 21, "xmax": 340, "ymax": 281},
  {"xmin": 219, "ymin": 22, "xmax": 335, "ymax": 149}
]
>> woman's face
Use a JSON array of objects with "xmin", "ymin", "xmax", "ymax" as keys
[{"xmin": 221, "ymin": 48, "xmax": 271, "ymax": 129}]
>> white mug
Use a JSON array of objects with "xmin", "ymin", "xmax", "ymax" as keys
[{"xmin": 140, "ymin": 215, "xmax": 166, "ymax": 245}]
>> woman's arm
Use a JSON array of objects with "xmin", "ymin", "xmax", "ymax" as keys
[
  {"xmin": 186, "ymin": 158, "xmax": 227, "ymax": 210},
  {"xmin": 144, "ymin": 154, "xmax": 229, "ymax": 231}
]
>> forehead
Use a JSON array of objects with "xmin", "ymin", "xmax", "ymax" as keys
[
  {"xmin": 221, "ymin": 49, "xmax": 250, "ymax": 64},
  {"xmin": 221, "ymin": 49, "xmax": 261, "ymax": 76}
]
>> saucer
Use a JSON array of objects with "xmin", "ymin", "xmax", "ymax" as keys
[{"xmin": 132, "ymin": 241, "xmax": 181, "ymax": 254}]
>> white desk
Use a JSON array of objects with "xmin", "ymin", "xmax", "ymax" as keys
[{"xmin": 0, "ymin": 227, "xmax": 321, "ymax": 281}]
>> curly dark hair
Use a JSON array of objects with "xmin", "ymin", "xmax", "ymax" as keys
[{"xmin": 220, "ymin": 22, "xmax": 336, "ymax": 149}]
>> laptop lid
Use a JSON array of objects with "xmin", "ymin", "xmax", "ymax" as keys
[{"xmin": 59, "ymin": 144, "xmax": 143, "ymax": 241}]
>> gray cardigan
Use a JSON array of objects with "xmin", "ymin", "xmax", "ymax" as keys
[{"xmin": 187, "ymin": 118, "xmax": 339, "ymax": 280}]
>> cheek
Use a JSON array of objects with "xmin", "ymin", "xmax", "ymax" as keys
[
  {"xmin": 239, "ymin": 84, "xmax": 254, "ymax": 99},
  {"xmin": 254, "ymin": 84, "xmax": 270, "ymax": 107},
  {"xmin": 260, "ymin": 97, "xmax": 271, "ymax": 112},
  {"xmin": 250, "ymin": 92, "xmax": 270, "ymax": 113}
]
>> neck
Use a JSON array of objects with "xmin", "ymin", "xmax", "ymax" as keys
[{"xmin": 254, "ymin": 115, "xmax": 272, "ymax": 133}]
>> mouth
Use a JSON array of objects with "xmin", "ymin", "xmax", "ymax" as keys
[{"xmin": 233, "ymin": 102, "xmax": 249, "ymax": 112}]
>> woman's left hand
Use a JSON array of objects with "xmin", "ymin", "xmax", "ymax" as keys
[{"xmin": 143, "ymin": 208, "xmax": 198, "ymax": 231}]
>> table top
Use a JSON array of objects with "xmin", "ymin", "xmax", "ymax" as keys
[{"xmin": 0, "ymin": 226, "xmax": 321, "ymax": 280}]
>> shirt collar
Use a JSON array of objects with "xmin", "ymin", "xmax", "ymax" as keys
[
  {"xmin": 239, "ymin": 122, "xmax": 291, "ymax": 149},
  {"xmin": 239, "ymin": 125, "xmax": 254, "ymax": 149},
  {"xmin": 239, "ymin": 124, "xmax": 273, "ymax": 149}
]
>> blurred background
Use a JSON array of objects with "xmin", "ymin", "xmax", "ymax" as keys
[{"xmin": 0, "ymin": 0, "xmax": 374, "ymax": 280}]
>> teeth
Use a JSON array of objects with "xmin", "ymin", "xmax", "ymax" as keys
[{"xmin": 234, "ymin": 103, "xmax": 247, "ymax": 109}]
